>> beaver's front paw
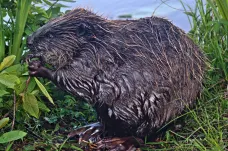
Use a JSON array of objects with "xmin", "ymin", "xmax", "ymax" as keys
[{"xmin": 28, "ymin": 60, "xmax": 53, "ymax": 80}]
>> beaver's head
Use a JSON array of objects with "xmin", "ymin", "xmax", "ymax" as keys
[{"xmin": 27, "ymin": 8, "xmax": 111, "ymax": 69}]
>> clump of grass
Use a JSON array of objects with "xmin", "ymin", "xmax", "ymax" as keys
[
  {"xmin": 186, "ymin": 0, "xmax": 228, "ymax": 81},
  {"xmin": 143, "ymin": 0, "xmax": 228, "ymax": 150}
]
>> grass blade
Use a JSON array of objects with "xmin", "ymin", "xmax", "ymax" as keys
[
  {"xmin": 0, "ymin": 0, "xmax": 5, "ymax": 61},
  {"xmin": 34, "ymin": 77, "xmax": 55, "ymax": 105},
  {"xmin": 11, "ymin": 0, "xmax": 32, "ymax": 63}
]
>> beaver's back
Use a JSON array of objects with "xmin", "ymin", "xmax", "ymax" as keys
[{"xmin": 95, "ymin": 17, "xmax": 205, "ymax": 137}]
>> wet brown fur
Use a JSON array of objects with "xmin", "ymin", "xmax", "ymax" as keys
[{"xmin": 27, "ymin": 8, "xmax": 205, "ymax": 138}]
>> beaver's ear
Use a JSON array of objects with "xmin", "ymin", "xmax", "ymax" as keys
[{"xmin": 76, "ymin": 23, "xmax": 89, "ymax": 37}]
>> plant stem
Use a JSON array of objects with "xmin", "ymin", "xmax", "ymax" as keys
[
  {"xmin": 11, "ymin": 0, "xmax": 32, "ymax": 63},
  {"xmin": 11, "ymin": 90, "xmax": 16, "ymax": 130},
  {"xmin": 0, "ymin": 0, "xmax": 5, "ymax": 61}
]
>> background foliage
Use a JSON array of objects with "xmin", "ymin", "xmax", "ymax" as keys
[{"xmin": 0, "ymin": 0, "xmax": 228, "ymax": 150}]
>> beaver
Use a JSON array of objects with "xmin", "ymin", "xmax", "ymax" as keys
[{"xmin": 27, "ymin": 8, "xmax": 205, "ymax": 150}]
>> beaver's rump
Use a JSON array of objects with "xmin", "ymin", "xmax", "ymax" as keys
[{"xmin": 92, "ymin": 16, "xmax": 205, "ymax": 137}]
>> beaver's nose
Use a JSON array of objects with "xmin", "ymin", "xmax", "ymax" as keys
[{"xmin": 27, "ymin": 35, "xmax": 34, "ymax": 47}]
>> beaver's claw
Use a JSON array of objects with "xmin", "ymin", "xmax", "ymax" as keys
[
  {"xmin": 68, "ymin": 123, "xmax": 143, "ymax": 151},
  {"xmin": 28, "ymin": 60, "xmax": 53, "ymax": 80},
  {"xmin": 68, "ymin": 122, "xmax": 104, "ymax": 144}
]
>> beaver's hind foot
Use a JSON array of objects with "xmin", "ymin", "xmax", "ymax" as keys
[{"xmin": 68, "ymin": 122, "xmax": 104, "ymax": 144}]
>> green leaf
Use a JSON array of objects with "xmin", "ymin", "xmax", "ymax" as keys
[
  {"xmin": 0, "ymin": 55, "xmax": 16, "ymax": 71},
  {"xmin": 27, "ymin": 78, "xmax": 36, "ymax": 93},
  {"xmin": 22, "ymin": 71, "xmax": 29, "ymax": 76},
  {"xmin": 5, "ymin": 141, "xmax": 14, "ymax": 151},
  {"xmin": 0, "ymin": 89, "xmax": 9, "ymax": 97},
  {"xmin": 0, "ymin": 98, "xmax": 3, "ymax": 108},
  {"xmin": 0, "ymin": 130, "xmax": 27, "ymax": 143},
  {"xmin": 34, "ymin": 77, "xmax": 54, "ymax": 105},
  {"xmin": 22, "ymin": 93, "xmax": 39, "ymax": 118},
  {"xmin": 184, "ymin": 11, "xmax": 196, "ymax": 17},
  {"xmin": 15, "ymin": 77, "xmax": 36, "ymax": 95},
  {"xmin": 43, "ymin": 0, "xmax": 53, "ymax": 6},
  {"xmin": 0, "ymin": 2, "xmax": 5, "ymax": 61},
  {"xmin": 11, "ymin": 0, "xmax": 32, "ymax": 64},
  {"xmin": 54, "ymin": 3, "xmax": 68, "ymax": 8},
  {"xmin": 23, "ymin": 145, "xmax": 35, "ymax": 151},
  {"xmin": 0, "ymin": 73, "xmax": 20, "ymax": 88},
  {"xmin": 15, "ymin": 77, "xmax": 27, "ymax": 95},
  {"xmin": 31, "ymin": 90, "xmax": 39, "ymax": 95},
  {"xmin": 0, "ymin": 117, "xmax": 9, "ymax": 129},
  {"xmin": 51, "ymin": 123, "xmax": 60, "ymax": 135},
  {"xmin": 2, "ymin": 64, "xmax": 24, "ymax": 76},
  {"xmin": 38, "ymin": 101, "xmax": 50, "ymax": 112}
]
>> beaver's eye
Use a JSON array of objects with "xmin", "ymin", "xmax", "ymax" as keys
[{"xmin": 77, "ymin": 23, "xmax": 88, "ymax": 37}]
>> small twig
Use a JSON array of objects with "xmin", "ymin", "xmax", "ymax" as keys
[
  {"xmin": 2, "ymin": 112, "xmax": 10, "ymax": 119},
  {"xmin": 160, "ymin": 0, "xmax": 185, "ymax": 12},
  {"xmin": 48, "ymin": 0, "xmax": 60, "ymax": 12},
  {"xmin": 11, "ymin": 90, "xmax": 16, "ymax": 130},
  {"xmin": 24, "ymin": 76, "xmax": 31, "ymax": 93}
]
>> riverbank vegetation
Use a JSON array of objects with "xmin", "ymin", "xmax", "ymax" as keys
[{"xmin": 0, "ymin": 0, "xmax": 227, "ymax": 150}]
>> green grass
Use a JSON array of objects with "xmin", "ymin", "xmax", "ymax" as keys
[{"xmin": 141, "ymin": 0, "xmax": 228, "ymax": 150}]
